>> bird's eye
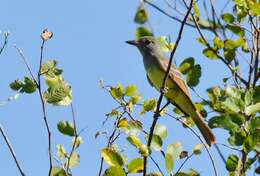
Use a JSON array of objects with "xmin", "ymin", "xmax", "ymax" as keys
[{"xmin": 140, "ymin": 38, "xmax": 151, "ymax": 46}]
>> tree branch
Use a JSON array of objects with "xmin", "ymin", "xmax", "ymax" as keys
[{"xmin": 0, "ymin": 123, "xmax": 26, "ymax": 176}]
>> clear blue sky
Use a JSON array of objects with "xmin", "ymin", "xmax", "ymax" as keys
[{"xmin": 0, "ymin": 1, "xmax": 242, "ymax": 175}]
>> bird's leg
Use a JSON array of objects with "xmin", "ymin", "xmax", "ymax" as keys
[{"xmin": 160, "ymin": 86, "xmax": 169, "ymax": 94}]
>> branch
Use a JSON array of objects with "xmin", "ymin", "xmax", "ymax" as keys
[
  {"xmin": 0, "ymin": 32, "xmax": 9, "ymax": 55},
  {"xmin": 143, "ymin": 1, "xmax": 194, "ymax": 175},
  {"xmin": 0, "ymin": 123, "xmax": 26, "ymax": 176},
  {"xmin": 37, "ymin": 40, "xmax": 53, "ymax": 176}
]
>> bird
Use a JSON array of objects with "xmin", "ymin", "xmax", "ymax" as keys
[{"xmin": 126, "ymin": 36, "xmax": 216, "ymax": 146}]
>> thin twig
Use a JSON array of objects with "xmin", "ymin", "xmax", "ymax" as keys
[
  {"xmin": 175, "ymin": 153, "xmax": 194, "ymax": 175},
  {"xmin": 0, "ymin": 32, "xmax": 9, "ymax": 55},
  {"xmin": 66, "ymin": 103, "xmax": 79, "ymax": 174},
  {"xmin": 166, "ymin": 112, "xmax": 218, "ymax": 176},
  {"xmin": 14, "ymin": 45, "xmax": 38, "ymax": 86},
  {"xmin": 0, "ymin": 123, "xmax": 26, "ymax": 176},
  {"xmin": 143, "ymin": 1, "xmax": 194, "ymax": 175},
  {"xmin": 37, "ymin": 40, "xmax": 53, "ymax": 176},
  {"xmin": 149, "ymin": 156, "xmax": 165, "ymax": 176}
]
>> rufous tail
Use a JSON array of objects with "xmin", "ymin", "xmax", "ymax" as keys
[{"xmin": 193, "ymin": 111, "xmax": 216, "ymax": 146}]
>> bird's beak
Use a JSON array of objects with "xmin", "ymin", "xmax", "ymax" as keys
[{"xmin": 125, "ymin": 40, "xmax": 139, "ymax": 46}]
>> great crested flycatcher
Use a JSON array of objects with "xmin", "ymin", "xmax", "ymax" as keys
[{"xmin": 126, "ymin": 36, "xmax": 216, "ymax": 146}]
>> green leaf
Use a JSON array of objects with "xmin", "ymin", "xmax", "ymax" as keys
[
  {"xmin": 50, "ymin": 167, "xmax": 67, "ymax": 176},
  {"xmin": 124, "ymin": 85, "xmax": 138, "ymax": 97},
  {"xmin": 127, "ymin": 135, "xmax": 142, "ymax": 148},
  {"xmin": 139, "ymin": 144, "xmax": 150, "ymax": 157},
  {"xmin": 141, "ymin": 98, "xmax": 157, "ymax": 114},
  {"xmin": 44, "ymin": 76, "xmax": 72, "ymax": 106},
  {"xmin": 104, "ymin": 166, "xmax": 126, "ymax": 176},
  {"xmin": 150, "ymin": 134, "xmax": 163, "ymax": 151},
  {"xmin": 154, "ymin": 124, "xmax": 168, "ymax": 139},
  {"xmin": 135, "ymin": 27, "xmax": 153, "ymax": 40},
  {"xmin": 179, "ymin": 57, "xmax": 195, "ymax": 74},
  {"xmin": 134, "ymin": 8, "xmax": 149, "ymax": 24},
  {"xmin": 193, "ymin": 144, "xmax": 203, "ymax": 155},
  {"xmin": 22, "ymin": 77, "xmax": 37, "ymax": 93},
  {"xmin": 157, "ymin": 36, "xmax": 175, "ymax": 53},
  {"xmin": 243, "ymin": 130, "xmax": 260, "ymax": 153},
  {"xmin": 67, "ymin": 152, "xmax": 80, "ymax": 168},
  {"xmin": 228, "ymin": 129, "xmax": 247, "ymax": 146},
  {"xmin": 165, "ymin": 153, "xmax": 174, "ymax": 173},
  {"xmin": 127, "ymin": 158, "xmax": 144, "ymax": 173},
  {"xmin": 187, "ymin": 65, "xmax": 201, "ymax": 87},
  {"xmin": 209, "ymin": 114, "xmax": 244, "ymax": 132},
  {"xmin": 226, "ymin": 24, "xmax": 245, "ymax": 37},
  {"xmin": 221, "ymin": 13, "xmax": 235, "ymax": 23},
  {"xmin": 110, "ymin": 83, "xmax": 124, "ymax": 100},
  {"xmin": 203, "ymin": 48, "xmax": 218, "ymax": 59},
  {"xmin": 40, "ymin": 60, "xmax": 63, "ymax": 78},
  {"xmin": 249, "ymin": 117, "xmax": 260, "ymax": 132},
  {"xmin": 10, "ymin": 79, "xmax": 23, "ymax": 91},
  {"xmin": 193, "ymin": 2, "xmax": 200, "ymax": 17},
  {"xmin": 250, "ymin": 2, "xmax": 260, "ymax": 16},
  {"xmin": 166, "ymin": 142, "xmax": 183, "ymax": 160},
  {"xmin": 245, "ymin": 103, "xmax": 260, "ymax": 115},
  {"xmin": 222, "ymin": 97, "xmax": 244, "ymax": 113},
  {"xmin": 57, "ymin": 144, "xmax": 67, "ymax": 159},
  {"xmin": 101, "ymin": 148, "xmax": 124, "ymax": 167},
  {"xmin": 126, "ymin": 120, "xmax": 143, "ymax": 135},
  {"xmin": 226, "ymin": 154, "xmax": 239, "ymax": 171},
  {"xmin": 213, "ymin": 37, "xmax": 224, "ymax": 49},
  {"xmin": 57, "ymin": 121, "xmax": 75, "ymax": 137}
]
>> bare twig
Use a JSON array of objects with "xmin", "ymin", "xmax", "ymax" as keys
[
  {"xmin": 14, "ymin": 45, "xmax": 38, "ymax": 86},
  {"xmin": 175, "ymin": 153, "xmax": 194, "ymax": 175},
  {"xmin": 66, "ymin": 103, "xmax": 79, "ymax": 174},
  {"xmin": 166, "ymin": 112, "xmax": 218, "ymax": 176},
  {"xmin": 0, "ymin": 123, "xmax": 26, "ymax": 176},
  {"xmin": 143, "ymin": 1, "xmax": 194, "ymax": 175},
  {"xmin": 149, "ymin": 156, "xmax": 165, "ymax": 176},
  {"xmin": 0, "ymin": 32, "xmax": 9, "ymax": 55}
]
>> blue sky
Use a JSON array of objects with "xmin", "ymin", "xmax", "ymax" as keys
[{"xmin": 0, "ymin": 1, "xmax": 243, "ymax": 175}]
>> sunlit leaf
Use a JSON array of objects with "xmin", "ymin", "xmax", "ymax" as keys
[
  {"xmin": 154, "ymin": 124, "xmax": 168, "ymax": 139},
  {"xmin": 104, "ymin": 166, "xmax": 126, "ymax": 176},
  {"xmin": 203, "ymin": 48, "xmax": 218, "ymax": 59},
  {"xmin": 50, "ymin": 167, "xmax": 67, "ymax": 176},
  {"xmin": 101, "ymin": 148, "xmax": 124, "ymax": 167},
  {"xmin": 166, "ymin": 142, "xmax": 183, "ymax": 160},
  {"xmin": 193, "ymin": 144, "xmax": 203, "ymax": 155},
  {"xmin": 124, "ymin": 85, "xmax": 138, "ymax": 97},
  {"xmin": 150, "ymin": 134, "xmax": 163, "ymax": 151},
  {"xmin": 57, "ymin": 144, "xmax": 67, "ymax": 159},
  {"xmin": 127, "ymin": 135, "xmax": 142, "ymax": 148},
  {"xmin": 165, "ymin": 153, "xmax": 174, "ymax": 173},
  {"xmin": 72, "ymin": 136, "xmax": 84, "ymax": 149},
  {"xmin": 127, "ymin": 158, "xmax": 144, "ymax": 173},
  {"xmin": 245, "ymin": 103, "xmax": 260, "ymax": 115},
  {"xmin": 141, "ymin": 98, "xmax": 157, "ymax": 114},
  {"xmin": 67, "ymin": 152, "xmax": 80, "ymax": 168}
]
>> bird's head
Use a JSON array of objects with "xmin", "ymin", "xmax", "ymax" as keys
[{"xmin": 126, "ymin": 36, "xmax": 162, "ymax": 57}]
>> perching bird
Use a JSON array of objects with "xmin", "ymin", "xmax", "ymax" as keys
[{"xmin": 126, "ymin": 36, "xmax": 216, "ymax": 146}]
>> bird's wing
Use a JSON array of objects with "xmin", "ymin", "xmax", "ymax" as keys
[{"xmin": 159, "ymin": 59, "xmax": 192, "ymax": 100}]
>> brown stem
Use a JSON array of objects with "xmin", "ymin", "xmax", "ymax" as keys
[{"xmin": 0, "ymin": 123, "xmax": 26, "ymax": 176}]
